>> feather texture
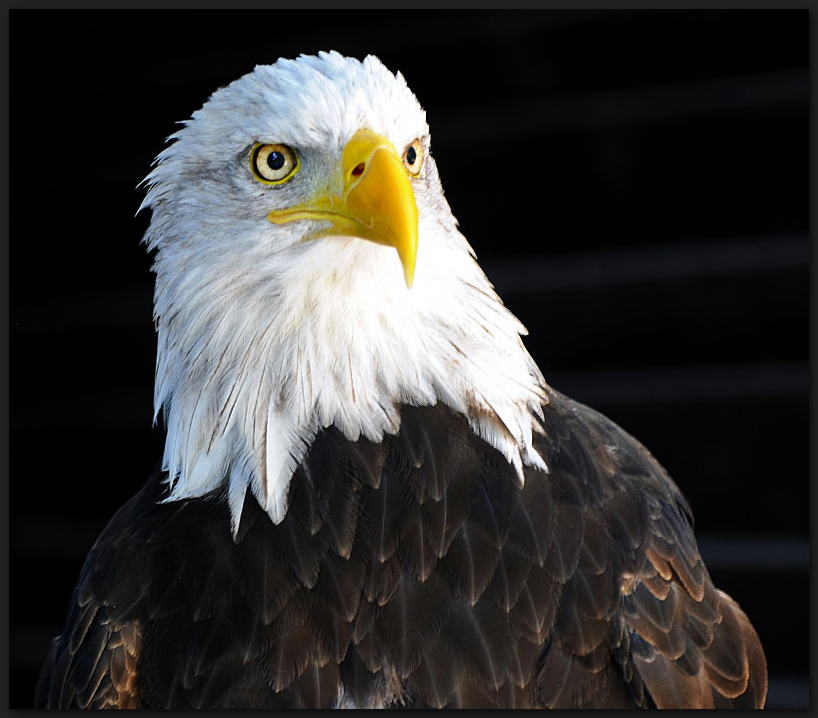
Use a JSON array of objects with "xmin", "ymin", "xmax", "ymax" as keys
[{"xmin": 37, "ymin": 397, "xmax": 767, "ymax": 708}]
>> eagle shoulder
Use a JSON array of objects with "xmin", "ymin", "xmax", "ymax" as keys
[
  {"xmin": 534, "ymin": 389, "xmax": 767, "ymax": 708},
  {"xmin": 34, "ymin": 487, "xmax": 154, "ymax": 708}
]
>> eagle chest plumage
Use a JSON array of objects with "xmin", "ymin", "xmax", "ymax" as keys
[{"xmin": 36, "ymin": 396, "xmax": 765, "ymax": 708}]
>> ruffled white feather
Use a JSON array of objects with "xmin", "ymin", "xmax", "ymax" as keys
[{"xmin": 140, "ymin": 52, "xmax": 548, "ymax": 534}]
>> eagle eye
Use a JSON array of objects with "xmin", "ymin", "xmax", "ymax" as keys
[
  {"xmin": 402, "ymin": 139, "xmax": 424, "ymax": 176},
  {"xmin": 251, "ymin": 143, "xmax": 299, "ymax": 184}
]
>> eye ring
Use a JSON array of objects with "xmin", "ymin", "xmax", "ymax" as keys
[
  {"xmin": 402, "ymin": 139, "xmax": 424, "ymax": 176},
  {"xmin": 251, "ymin": 143, "xmax": 299, "ymax": 184}
]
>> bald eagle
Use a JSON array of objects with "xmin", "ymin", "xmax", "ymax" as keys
[{"xmin": 36, "ymin": 52, "xmax": 767, "ymax": 709}]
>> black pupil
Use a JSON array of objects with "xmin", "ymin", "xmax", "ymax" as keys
[
  {"xmin": 406, "ymin": 146, "xmax": 416, "ymax": 165},
  {"xmin": 267, "ymin": 151, "xmax": 285, "ymax": 171}
]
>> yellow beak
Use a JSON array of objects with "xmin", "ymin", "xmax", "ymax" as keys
[{"xmin": 267, "ymin": 129, "xmax": 419, "ymax": 288}]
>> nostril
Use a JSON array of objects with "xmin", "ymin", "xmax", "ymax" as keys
[{"xmin": 351, "ymin": 162, "xmax": 365, "ymax": 177}]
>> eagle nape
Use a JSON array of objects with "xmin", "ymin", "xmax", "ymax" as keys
[{"xmin": 35, "ymin": 51, "xmax": 767, "ymax": 709}]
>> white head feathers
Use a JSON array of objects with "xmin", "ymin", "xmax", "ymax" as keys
[{"xmin": 140, "ymin": 51, "xmax": 547, "ymax": 533}]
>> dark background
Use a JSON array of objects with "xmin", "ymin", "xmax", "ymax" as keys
[{"xmin": 10, "ymin": 9, "xmax": 808, "ymax": 708}]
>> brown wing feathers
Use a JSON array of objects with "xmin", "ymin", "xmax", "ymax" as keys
[
  {"xmin": 615, "ymin": 486, "xmax": 768, "ymax": 708},
  {"xmin": 36, "ymin": 583, "xmax": 142, "ymax": 708},
  {"xmin": 36, "ymin": 396, "xmax": 766, "ymax": 708}
]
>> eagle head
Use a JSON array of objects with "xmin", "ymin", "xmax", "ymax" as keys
[{"xmin": 140, "ymin": 51, "xmax": 546, "ymax": 532}]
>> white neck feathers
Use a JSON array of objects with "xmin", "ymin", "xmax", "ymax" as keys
[{"xmin": 152, "ymin": 225, "xmax": 547, "ymax": 532}]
